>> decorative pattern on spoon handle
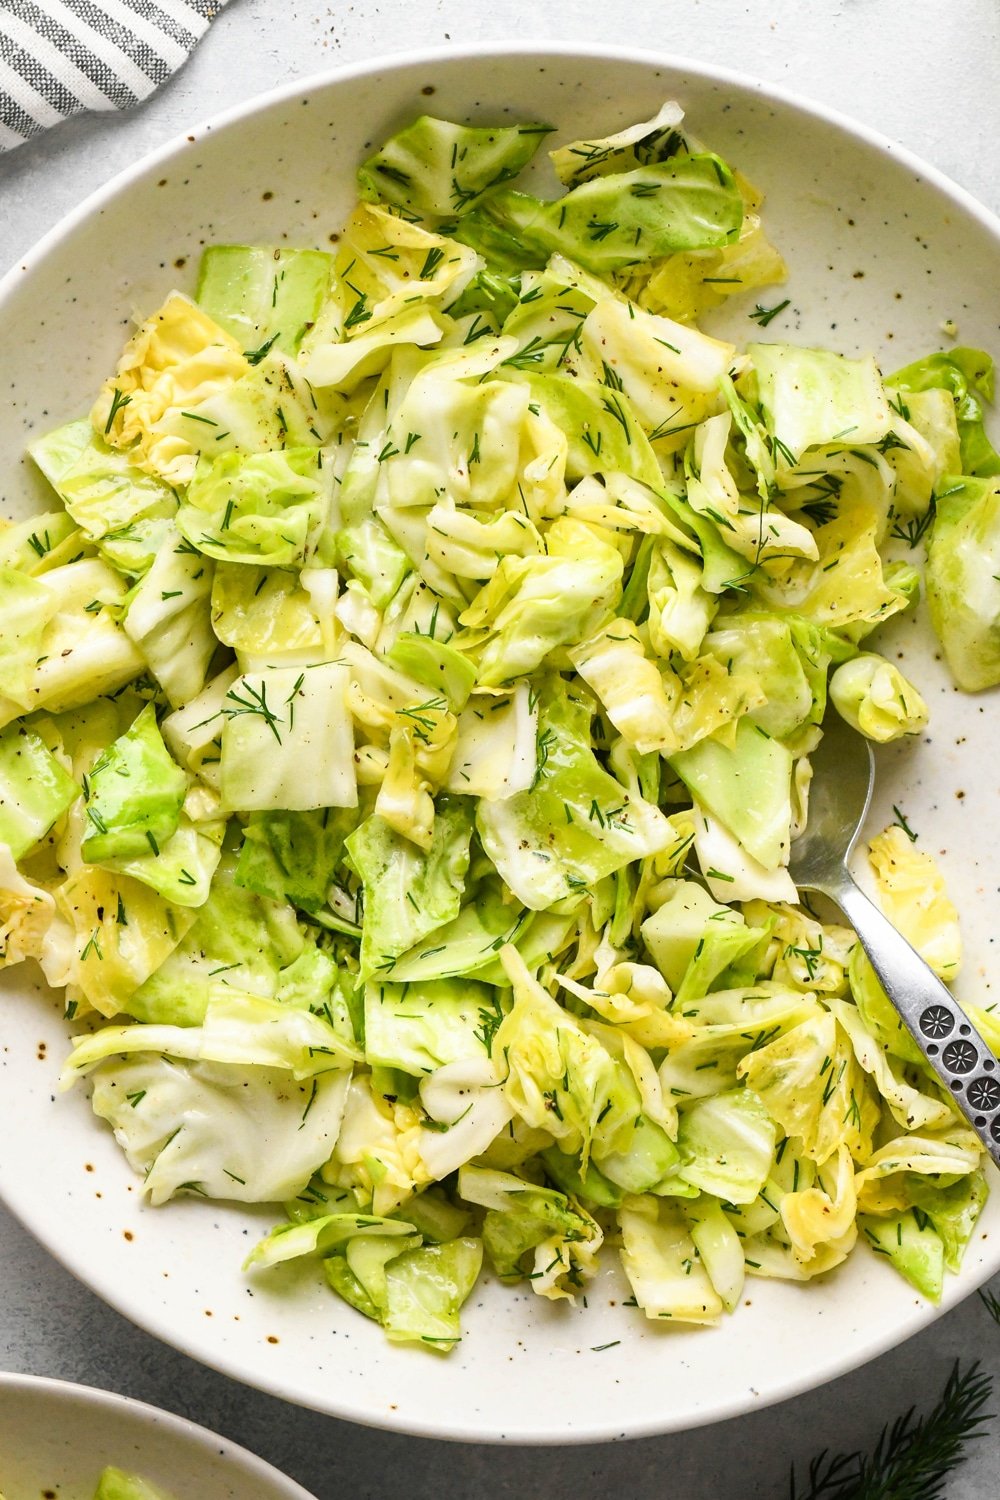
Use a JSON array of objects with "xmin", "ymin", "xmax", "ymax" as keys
[{"xmin": 833, "ymin": 875, "xmax": 1000, "ymax": 1170}]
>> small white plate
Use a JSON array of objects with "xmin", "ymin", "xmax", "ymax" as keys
[
  {"xmin": 1, "ymin": 43, "xmax": 999, "ymax": 1445},
  {"xmin": 0, "ymin": 1373, "xmax": 315, "ymax": 1499}
]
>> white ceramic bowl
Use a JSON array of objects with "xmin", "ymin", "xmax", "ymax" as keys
[
  {"xmin": 0, "ymin": 1373, "xmax": 315, "ymax": 1499},
  {"xmin": 2, "ymin": 44, "xmax": 999, "ymax": 1445}
]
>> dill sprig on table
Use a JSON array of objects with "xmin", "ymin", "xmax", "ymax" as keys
[
  {"xmin": 979, "ymin": 1287, "xmax": 1000, "ymax": 1325},
  {"xmin": 789, "ymin": 1361, "xmax": 993, "ymax": 1500}
]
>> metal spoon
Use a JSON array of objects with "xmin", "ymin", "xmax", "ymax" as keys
[{"xmin": 789, "ymin": 711, "xmax": 1000, "ymax": 1169}]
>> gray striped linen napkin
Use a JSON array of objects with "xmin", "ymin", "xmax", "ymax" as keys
[{"xmin": 0, "ymin": 0, "xmax": 229, "ymax": 151}]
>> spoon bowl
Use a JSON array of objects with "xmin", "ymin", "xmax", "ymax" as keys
[{"xmin": 789, "ymin": 711, "xmax": 874, "ymax": 890}]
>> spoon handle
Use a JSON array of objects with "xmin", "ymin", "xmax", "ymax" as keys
[{"xmin": 829, "ymin": 873, "xmax": 1000, "ymax": 1170}]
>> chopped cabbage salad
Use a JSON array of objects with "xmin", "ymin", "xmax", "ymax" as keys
[{"xmin": 3, "ymin": 103, "xmax": 998, "ymax": 1350}]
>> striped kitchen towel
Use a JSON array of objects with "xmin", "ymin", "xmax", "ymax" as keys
[{"xmin": 0, "ymin": 0, "xmax": 230, "ymax": 151}]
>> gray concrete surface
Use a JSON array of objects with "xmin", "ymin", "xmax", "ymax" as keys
[{"xmin": 3, "ymin": 2, "xmax": 1000, "ymax": 1495}]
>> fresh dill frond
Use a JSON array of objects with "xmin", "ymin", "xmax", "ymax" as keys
[
  {"xmin": 788, "ymin": 1360, "xmax": 993, "ymax": 1500},
  {"xmin": 473, "ymin": 993, "xmax": 505, "ymax": 1057},
  {"xmin": 749, "ymin": 297, "xmax": 790, "ymax": 327},
  {"xmin": 979, "ymin": 1286, "xmax": 1000, "ymax": 1325},
  {"xmin": 890, "ymin": 805, "xmax": 918, "ymax": 843},
  {"xmin": 890, "ymin": 496, "xmax": 936, "ymax": 548}
]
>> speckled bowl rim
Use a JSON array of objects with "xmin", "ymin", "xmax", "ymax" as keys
[
  {"xmin": 2, "ymin": 41, "xmax": 1000, "ymax": 1446},
  {"xmin": 0, "ymin": 1371, "xmax": 317, "ymax": 1497}
]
